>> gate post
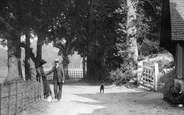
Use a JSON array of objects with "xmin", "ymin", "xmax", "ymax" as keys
[
  {"xmin": 154, "ymin": 63, "xmax": 159, "ymax": 91},
  {"xmin": 137, "ymin": 61, "xmax": 143, "ymax": 84}
]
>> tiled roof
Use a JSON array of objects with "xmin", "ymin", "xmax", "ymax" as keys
[{"xmin": 170, "ymin": 0, "xmax": 184, "ymax": 40}]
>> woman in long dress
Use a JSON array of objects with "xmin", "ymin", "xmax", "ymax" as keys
[{"xmin": 37, "ymin": 59, "xmax": 54, "ymax": 98}]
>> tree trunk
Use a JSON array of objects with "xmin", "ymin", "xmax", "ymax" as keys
[
  {"xmin": 86, "ymin": 0, "xmax": 93, "ymax": 78},
  {"xmin": 25, "ymin": 30, "xmax": 31, "ymax": 80},
  {"xmin": 36, "ymin": 33, "xmax": 43, "ymax": 68},
  {"xmin": 83, "ymin": 43, "xmax": 86, "ymax": 78},
  {"xmin": 126, "ymin": 0, "xmax": 139, "ymax": 76},
  {"xmin": 87, "ymin": 55, "xmax": 94, "ymax": 79},
  {"xmin": 63, "ymin": 54, "xmax": 69, "ymax": 80},
  {"xmin": 7, "ymin": 37, "xmax": 22, "ymax": 80}
]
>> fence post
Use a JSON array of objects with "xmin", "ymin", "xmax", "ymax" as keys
[
  {"xmin": 21, "ymin": 82, "xmax": 24, "ymax": 112},
  {"xmin": 154, "ymin": 62, "xmax": 159, "ymax": 92},
  {"xmin": 8, "ymin": 83, "xmax": 11, "ymax": 115},
  {"xmin": 15, "ymin": 82, "xmax": 18, "ymax": 115},
  {"xmin": 0, "ymin": 84, "xmax": 1, "ymax": 115},
  {"xmin": 137, "ymin": 61, "xmax": 143, "ymax": 84},
  {"xmin": 31, "ymin": 85, "xmax": 33, "ymax": 103},
  {"xmin": 39, "ymin": 82, "xmax": 41, "ymax": 100},
  {"xmin": 29, "ymin": 83, "xmax": 32, "ymax": 104},
  {"xmin": 40, "ymin": 76, "xmax": 43, "ymax": 99},
  {"xmin": 35, "ymin": 84, "xmax": 37, "ymax": 102}
]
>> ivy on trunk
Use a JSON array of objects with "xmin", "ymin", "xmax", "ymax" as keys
[
  {"xmin": 7, "ymin": 34, "xmax": 22, "ymax": 80},
  {"xmin": 126, "ymin": 0, "xmax": 139, "ymax": 76}
]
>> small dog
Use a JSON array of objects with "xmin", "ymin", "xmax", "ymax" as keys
[{"xmin": 100, "ymin": 84, "xmax": 104, "ymax": 93}]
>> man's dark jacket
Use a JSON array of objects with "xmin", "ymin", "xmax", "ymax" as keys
[{"xmin": 53, "ymin": 64, "xmax": 65, "ymax": 82}]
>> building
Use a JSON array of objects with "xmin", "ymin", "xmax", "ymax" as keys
[{"xmin": 161, "ymin": 0, "xmax": 184, "ymax": 90}]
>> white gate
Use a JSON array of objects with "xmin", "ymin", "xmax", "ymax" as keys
[{"xmin": 138, "ymin": 61, "xmax": 159, "ymax": 91}]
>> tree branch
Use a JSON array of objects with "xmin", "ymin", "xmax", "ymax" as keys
[
  {"xmin": 20, "ymin": 42, "xmax": 26, "ymax": 48},
  {"xmin": 30, "ymin": 48, "xmax": 37, "ymax": 64},
  {"xmin": 20, "ymin": 42, "xmax": 37, "ymax": 65}
]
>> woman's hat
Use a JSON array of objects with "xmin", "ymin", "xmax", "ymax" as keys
[{"xmin": 39, "ymin": 59, "xmax": 47, "ymax": 66}]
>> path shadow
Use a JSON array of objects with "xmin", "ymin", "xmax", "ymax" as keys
[
  {"xmin": 64, "ymin": 79, "xmax": 94, "ymax": 86},
  {"xmin": 73, "ymin": 91, "xmax": 184, "ymax": 115},
  {"xmin": 49, "ymin": 78, "xmax": 107, "ymax": 87},
  {"xmin": 49, "ymin": 78, "xmax": 82, "ymax": 85}
]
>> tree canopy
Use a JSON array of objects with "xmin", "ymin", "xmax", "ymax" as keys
[{"xmin": 0, "ymin": 0, "xmax": 162, "ymax": 82}]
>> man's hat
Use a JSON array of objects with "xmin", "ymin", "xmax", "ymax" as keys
[
  {"xmin": 54, "ymin": 59, "xmax": 59, "ymax": 63},
  {"xmin": 39, "ymin": 59, "xmax": 47, "ymax": 66}
]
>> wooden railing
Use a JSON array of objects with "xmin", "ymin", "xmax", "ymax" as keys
[{"xmin": 0, "ymin": 80, "xmax": 42, "ymax": 115}]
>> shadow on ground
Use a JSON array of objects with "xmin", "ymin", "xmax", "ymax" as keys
[
  {"xmin": 49, "ymin": 78, "xmax": 107, "ymax": 87},
  {"xmin": 20, "ymin": 100, "xmax": 49, "ymax": 115},
  {"xmin": 73, "ymin": 91, "xmax": 184, "ymax": 115}
]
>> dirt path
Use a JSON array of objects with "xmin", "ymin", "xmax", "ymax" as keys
[{"xmin": 24, "ymin": 79, "xmax": 184, "ymax": 115}]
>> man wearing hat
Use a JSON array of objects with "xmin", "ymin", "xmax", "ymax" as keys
[{"xmin": 53, "ymin": 59, "xmax": 65, "ymax": 101}]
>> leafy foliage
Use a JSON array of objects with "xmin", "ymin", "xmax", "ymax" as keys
[
  {"xmin": 139, "ymin": 38, "xmax": 160, "ymax": 56},
  {"xmin": 109, "ymin": 68, "xmax": 132, "ymax": 85},
  {"xmin": 136, "ymin": 0, "xmax": 162, "ymax": 56},
  {"xmin": 163, "ymin": 83, "xmax": 184, "ymax": 105},
  {"xmin": 82, "ymin": 0, "xmax": 128, "ymax": 80}
]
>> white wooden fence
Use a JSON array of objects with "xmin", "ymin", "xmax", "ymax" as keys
[
  {"xmin": 68, "ymin": 69, "xmax": 83, "ymax": 79},
  {"xmin": 47, "ymin": 69, "xmax": 84, "ymax": 80}
]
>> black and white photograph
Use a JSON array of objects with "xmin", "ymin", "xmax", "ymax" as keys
[{"xmin": 0, "ymin": 0, "xmax": 184, "ymax": 115}]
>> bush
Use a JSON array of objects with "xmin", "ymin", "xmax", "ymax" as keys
[
  {"xmin": 139, "ymin": 39, "xmax": 160, "ymax": 56},
  {"xmin": 159, "ymin": 69, "xmax": 175, "ymax": 93},
  {"xmin": 108, "ymin": 68, "xmax": 132, "ymax": 85},
  {"xmin": 161, "ymin": 69, "xmax": 184, "ymax": 105},
  {"xmin": 163, "ymin": 84, "xmax": 184, "ymax": 106}
]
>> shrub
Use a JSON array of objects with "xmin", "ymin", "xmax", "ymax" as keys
[
  {"xmin": 161, "ymin": 69, "xmax": 184, "ymax": 105},
  {"xmin": 159, "ymin": 69, "xmax": 175, "ymax": 93},
  {"xmin": 108, "ymin": 68, "xmax": 132, "ymax": 85},
  {"xmin": 139, "ymin": 39, "xmax": 160, "ymax": 56},
  {"xmin": 163, "ymin": 84, "xmax": 184, "ymax": 106}
]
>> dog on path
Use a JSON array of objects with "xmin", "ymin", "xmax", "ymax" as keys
[{"xmin": 100, "ymin": 83, "xmax": 104, "ymax": 93}]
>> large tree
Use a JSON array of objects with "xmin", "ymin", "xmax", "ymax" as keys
[
  {"xmin": 0, "ymin": 0, "xmax": 23, "ymax": 80},
  {"xmin": 126, "ymin": 0, "xmax": 162, "ymax": 77},
  {"xmin": 21, "ymin": 0, "xmax": 65, "ymax": 68},
  {"xmin": 126, "ymin": 0, "xmax": 139, "ymax": 76},
  {"xmin": 45, "ymin": 0, "xmax": 76, "ymax": 79},
  {"xmin": 73, "ymin": 0, "xmax": 127, "ymax": 80},
  {"xmin": 0, "ymin": 0, "xmax": 66, "ymax": 80}
]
